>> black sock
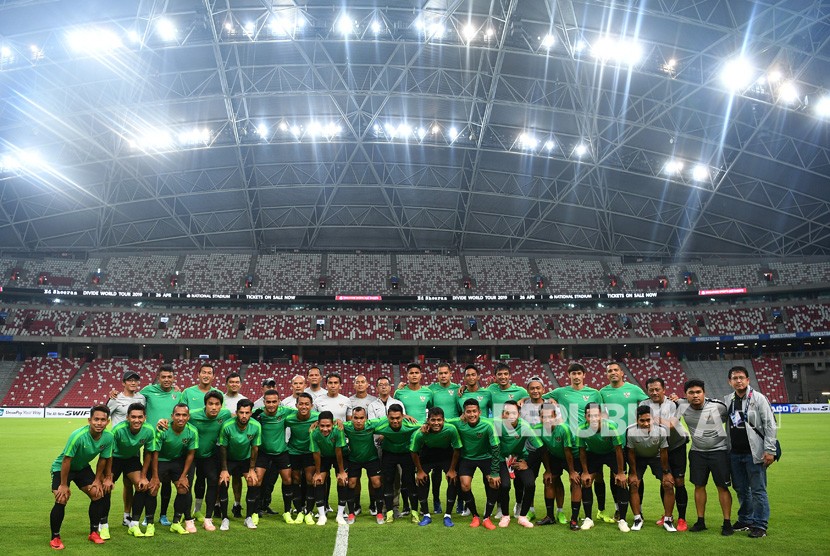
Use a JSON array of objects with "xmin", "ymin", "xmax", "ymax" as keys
[
  {"xmin": 676, "ymin": 486, "xmax": 688, "ymax": 519},
  {"xmin": 696, "ymin": 517, "xmax": 706, "ymax": 526},
  {"xmin": 246, "ymin": 487, "xmax": 260, "ymax": 518},
  {"xmin": 305, "ymin": 495, "xmax": 316, "ymax": 514},
  {"xmin": 571, "ymin": 501, "xmax": 581, "ymax": 522},
  {"xmin": 282, "ymin": 484, "xmax": 293, "ymax": 514},
  {"xmin": 99, "ymin": 493, "xmax": 111, "ymax": 525},
  {"xmin": 595, "ymin": 482, "xmax": 606, "ymax": 512},
  {"xmin": 50, "ymin": 503, "xmax": 66, "ymax": 537},
  {"xmin": 462, "ymin": 490, "xmax": 478, "ymax": 517},
  {"xmin": 545, "ymin": 496, "xmax": 555, "ymax": 519},
  {"xmin": 89, "ymin": 498, "xmax": 104, "ymax": 533},
  {"xmin": 723, "ymin": 519, "xmax": 731, "ymax": 528},
  {"xmin": 582, "ymin": 487, "xmax": 593, "ymax": 517},
  {"xmin": 130, "ymin": 491, "xmax": 146, "ymax": 523}
]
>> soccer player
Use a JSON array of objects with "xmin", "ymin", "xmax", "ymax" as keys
[
  {"xmin": 138, "ymin": 363, "xmax": 179, "ymax": 526},
  {"xmin": 626, "ymin": 406, "xmax": 677, "ymax": 532},
  {"xmin": 343, "ymin": 406, "xmax": 385, "ymax": 523},
  {"xmin": 253, "ymin": 388, "xmax": 297, "ymax": 523},
  {"xmin": 533, "ymin": 403, "xmax": 582, "ymax": 530},
  {"xmin": 520, "ymin": 377, "xmax": 561, "ymax": 523},
  {"xmin": 252, "ymin": 377, "xmax": 277, "ymax": 410},
  {"xmin": 49, "ymin": 405, "xmax": 114, "ymax": 550},
  {"xmin": 282, "ymin": 374, "xmax": 307, "ymax": 409},
  {"xmin": 724, "ymin": 366, "xmax": 777, "ymax": 538},
  {"xmin": 495, "ymin": 400, "xmax": 543, "ymax": 528},
  {"xmin": 426, "ymin": 363, "xmax": 460, "ymax": 514},
  {"xmin": 641, "ymin": 377, "xmax": 690, "ymax": 531},
  {"xmin": 310, "ymin": 411, "xmax": 349, "ymax": 525},
  {"xmin": 394, "ymin": 363, "xmax": 433, "ymax": 423},
  {"xmin": 542, "ymin": 363, "xmax": 601, "ymax": 430},
  {"xmin": 349, "ymin": 374, "xmax": 378, "ymax": 410},
  {"xmin": 577, "ymin": 403, "xmax": 630, "ymax": 532},
  {"xmin": 101, "ymin": 403, "xmax": 156, "ymax": 539},
  {"xmin": 674, "ymin": 379, "xmax": 733, "ymax": 536},
  {"xmin": 451, "ymin": 398, "xmax": 501, "ymax": 530},
  {"xmin": 486, "ymin": 363, "xmax": 529, "ymax": 412},
  {"xmin": 376, "ymin": 403, "xmax": 422, "ymax": 524},
  {"xmin": 218, "ymin": 399, "xmax": 262, "ymax": 530},
  {"xmin": 304, "ymin": 366, "xmax": 326, "ymax": 402},
  {"xmin": 285, "ymin": 392, "xmax": 320, "ymax": 524},
  {"xmin": 457, "ymin": 364, "xmax": 492, "ymax": 417},
  {"xmin": 410, "ymin": 407, "xmax": 461, "ymax": 527},
  {"xmin": 151, "ymin": 403, "xmax": 199, "ymax": 534},
  {"xmin": 179, "ymin": 362, "xmax": 219, "ymax": 410},
  {"xmin": 187, "ymin": 390, "xmax": 232, "ymax": 531},
  {"xmin": 314, "ymin": 372, "xmax": 352, "ymax": 422},
  {"xmin": 107, "ymin": 370, "xmax": 146, "ymax": 527},
  {"xmin": 223, "ymin": 372, "xmax": 248, "ymax": 414}
]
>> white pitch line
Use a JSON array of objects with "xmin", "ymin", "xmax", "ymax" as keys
[{"xmin": 333, "ymin": 523, "xmax": 350, "ymax": 556}]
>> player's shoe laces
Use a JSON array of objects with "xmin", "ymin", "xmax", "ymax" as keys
[
  {"xmin": 336, "ymin": 515, "xmax": 348, "ymax": 526},
  {"xmin": 202, "ymin": 518, "xmax": 215, "ymax": 531},
  {"xmin": 317, "ymin": 515, "xmax": 327, "ymax": 526},
  {"xmin": 617, "ymin": 520, "xmax": 630, "ymax": 533},
  {"xmin": 304, "ymin": 513, "xmax": 315, "ymax": 525},
  {"xmin": 597, "ymin": 510, "xmax": 616, "ymax": 524},
  {"xmin": 498, "ymin": 516, "xmax": 511, "ymax": 528},
  {"xmin": 663, "ymin": 518, "xmax": 677, "ymax": 532},
  {"xmin": 632, "ymin": 517, "xmax": 644, "ymax": 531},
  {"xmin": 418, "ymin": 515, "xmax": 432, "ymax": 526},
  {"xmin": 385, "ymin": 511, "xmax": 394, "ymax": 524},
  {"xmin": 482, "ymin": 518, "xmax": 497, "ymax": 530},
  {"xmin": 434, "ymin": 502, "xmax": 442, "ymax": 514},
  {"xmin": 144, "ymin": 524, "xmax": 155, "ymax": 537},
  {"xmin": 517, "ymin": 516, "xmax": 534, "ymax": 528},
  {"xmin": 159, "ymin": 515, "xmax": 171, "ymax": 526},
  {"xmin": 748, "ymin": 527, "xmax": 767, "ymax": 538},
  {"xmin": 88, "ymin": 532, "xmax": 105, "ymax": 544},
  {"xmin": 443, "ymin": 516, "xmax": 454, "ymax": 527},
  {"xmin": 244, "ymin": 517, "xmax": 258, "ymax": 529},
  {"xmin": 170, "ymin": 522, "xmax": 188, "ymax": 535},
  {"xmin": 50, "ymin": 537, "xmax": 65, "ymax": 550},
  {"xmin": 580, "ymin": 517, "xmax": 595, "ymax": 530},
  {"xmin": 283, "ymin": 512, "xmax": 293, "ymax": 524},
  {"xmin": 193, "ymin": 511, "xmax": 205, "ymax": 523},
  {"xmin": 220, "ymin": 518, "xmax": 230, "ymax": 531},
  {"xmin": 128, "ymin": 524, "xmax": 145, "ymax": 537},
  {"xmin": 676, "ymin": 518, "xmax": 688, "ymax": 532},
  {"xmin": 411, "ymin": 511, "xmax": 420, "ymax": 524},
  {"xmin": 556, "ymin": 510, "xmax": 567, "ymax": 524},
  {"xmin": 184, "ymin": 519, "xmax": 197, "ymax": 533},
  {"xmin": 469, "ymin": 516, "xmax": 480, "ymax": 528},
  {"xmin": 232, "ymin": 504, "xmax": 243, "ymax": 518},
  {"xmin": 732, "ymin": 521, "xmax": 751, "ymax": 532},
  {"xmin": 535, "ymin": 516, "xmax": 555, "ymax": 526},
  {"xmin": 569, "ymin": 520, "xmax": 580, "ymax": 531},
  {"xmin": 98, "ymin": 525, "xmax": 110, "ymax": 540}
]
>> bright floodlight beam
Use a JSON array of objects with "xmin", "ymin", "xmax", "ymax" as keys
[
  {"xmin": 778, "ymin": 81, "xmax": 798, "ymax": 104},
  {"xmin": 721, "ymin": 57, "xmax": 754, "ymax": 91},
  {"xmin": 463, "ymin": 23, "xmax": 477, "ymax": 42},
  {"xmin": 573, "ymin": 143, "xmax": 588, "ymax": 157},
  {"xmin": 67, "ymin": 28, "xmax": 123, "ymax": 53},
  {"xmin": 541, "ymin": 34, "xmax": 555, "ymax": 49},
  {"xmin": 156, "ymin": 19, "xmax": 178, "ymax": 41},
  {"xmin": 337, "ymin": 14, "xmax": 354, "ymax": 36},
  {"xmin": 692, "ymin": 164, "xmax": 709, "ymax": 181},
  {"xmin": 816, "ymin": 96, "xmax": 830, "ymax": 118},
  {"xmin": 664, "ymin": 160, "xmax": 684, "ymax": 175},
  {"xmin": 371, "ymin": 20, "xmax": 382, "ymax": 34}
]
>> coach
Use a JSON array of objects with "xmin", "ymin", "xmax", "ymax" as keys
[{"xmin": 724, "ymin": 366, "xmax": 777, "ymax": 538}]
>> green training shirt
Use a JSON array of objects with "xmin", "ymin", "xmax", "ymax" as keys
[
  {"xmin": 374, "ymin": 420, "xmax": 422, "ymax": 454},
  {"xmin": 155, "ymin": 424, "xmax": 199, "ymax": 462},
  {"xmin": 188, "ymin": 407, "xmax": 233, "ymax": 458},
  {"xmin": 111, "ymin": 421, "xmax": 156, "ymax": 459},
  {"xmin": 497, "ymin": 418, "xmax": 542, "ymax": 459},
  {"xmin": 533, "ymin": 422, "xmax": 577, "ymax": 461},
  {"xmin": 576, "ymin": 419, "xmax": 624, "ymax": 455},
  {"xmin": 457, "ymin": 388, "xmax": 492, "ymax": 416},
  {"xmin": 393, "ymin": 386, "xmax": 433, "ymax": 423},
  {"xmin": 254, "ymin": 406, "xmax": 296, "ymax": 455},
  {"xmin": 310, "ymin": 427, "xmax": 347, "ymax": 458},
  {"xmin": 178, "ymin": 385, "xmax": 221, "ymax": 411},
  {"xmin": 139, "ymin": 384, "xmax": 180, "ymax": 426},
  {"xmin": 410, "ymin": 423, "xmax": 462, "ymax": 452},
  {"xmin": 285, "ymin": 411, "xmax": 319, "ymax": 455},
  {"xmin": 487, "ymin": 383, "xmax": 530, "ymax": 410},
  {"xmin": 543, "ymin": 386, "xmax": 602, "ymax": 427},
  {"xmin": 599, "ymin": 382, "xmax": 649, "ymax": 430},
  {"xmin": 219, "ymin": 419, "xmax": 262, "ymax": 461},
  {"xmin": 342, "ymin": 418, "xmax": 385, "ymax": 463},
  {"xmin": 447, "ymin": 417, "xmax": 500, "ymax": 460},
  {"xmin": 428, "ymin": 382, "xmax": 461, "ymax": 419},
  {"xmin": 51, "ymin": 426, "xmax": 114, "ymax": 473}
]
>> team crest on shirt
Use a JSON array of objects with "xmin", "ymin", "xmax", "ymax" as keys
[
  {"xmin": 509, "ymin": 394, "xmax": 515, "ymax": 399},
  {"xmin": 182, "ymin": 438, "xmax": 191, "ymax": 445},
  {"xmin": 247, "ymin": 434, "xmax": 254, "ymax": 440},
  {"xmin": 476, "ymin": 432, "xmax": 483, "ymax": 438},
  {"xmin": 624, "ymin": 392, "xmax": 631, "ymax": 398},
  {"xmin": 448, "ymin": 390, "xmax": 455, "ymax": 396},
  {"xmin": 420, "ymin": 396, "xmax": 426, "ymax": 402},
  {"xmin": 582, "ymin": 395, "xmax": 590, "ymax": 401}
]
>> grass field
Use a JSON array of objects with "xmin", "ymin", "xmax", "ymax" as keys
[{"xmin": 0, "ymin": 415, "xmax": 826, "ymax": 555}]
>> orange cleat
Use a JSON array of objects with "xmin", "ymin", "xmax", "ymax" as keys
[
  {"xmin": 470, "ymin": 516, "xmax": 481, "ymax": 528},
  {"xmin": 50, "ymin": 537, "xmax": 65, "ymax": 550},
  {"xmin": 88, "ymin": 532, "xmax": 105, "ymax": 544},
  {"xmin": 482, "ymin": 518, "xmax": 497, "ymax": 530}
]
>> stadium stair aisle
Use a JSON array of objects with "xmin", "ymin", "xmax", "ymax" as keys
[
  {"xmin": 50, "ymin": 362, "xmax": 90, "ymax": 407},
  {"xmin": 541, "ymin": 363, "xmax": 562, "ymax": 387},
  {"xmin": 0, "ymin": 361, "xmax": 22, "ymax": 403},
  {"xmin": 617, "ymin": 361, "xmax": 641, "ymax": 388}
]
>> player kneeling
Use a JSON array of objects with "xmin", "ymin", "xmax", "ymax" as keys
[{"xmin": 410, "ymin": 407, "xmax": 462, "ymax": 527}]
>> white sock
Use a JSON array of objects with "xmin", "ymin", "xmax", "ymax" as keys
[
  {"xmin": 318, "ymin": 506, "xmax": 325, "ymax": 518},
  {"xmin": 130, "ymin": 520, "xmax": 139, "ymax": 528},
  {"xmin": 194, "ymin": 499, "xmax": 203, "ymax": 512},
  {"xmin": 123, "ymin": 512, "xmax": 131, "ymax": 520},
  {"xmin": 556, "ymin": 507, "xmax": 563, "ymax": 513},
  {"xmin": 337, "ymin": 505, "xmax": 345, "ymax": 518},
  {"xmin": 634, "ymin": 514, "xmax": 642, "ymax": 520}
]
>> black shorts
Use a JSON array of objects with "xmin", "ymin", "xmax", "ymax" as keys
[
  {"xmin": 319, "ymin": 455, "xmax": 345, "ymax": 475},
  {"xmin": 195, "ymin": 454, "xmax": 220, "ymax": 484},
  {"xmin": 548, "ymin": 454, "xmax": 574, "ymax": 476},
  {"xmin": 632, "ymin": 456, "xmax": 663, "ymax": 480},
  {"xmin": 667, "ymin": 445, "xmax": 687, "ymax": 478},
  {"xmin": 526, "ymin": 448, "xmax": 544, "ymax": 476},
  {"xmin": 157, "ymin": 459, "xmax": 195, "ymax": 484},
  {"xmin": 111, "ymin": 456, "xmax": 143, "ymax": 481},
  {"xmin": 587, "ymin": 451, "xmax": 621, "ymax": 475},
  {"xmin": 347, "ymin": 459, "xmax": 381, "ymax": 479},
  {"xmin": 458, "ymin": 458, "xmax": 496, "ymax": 478},
  {"xmin": 289, "ymin": 453, "xmax": 314, "ymax": 470},
  {"xmin": 256, "ymin": 451, "xmax": 291, "ymax": 471},
  {"xmin": 226, "ymin": 459, "xmax": 252, "ymax": 478},
  {"xmin": 420, "ymin": 457, "xmax": 451, "ymax": 474},
  {"xmin": 51, "ymin": 466, "xmax": 95, "ymax": 491},
  {"xmin": 689, "ymin": 450, "xmax": 730, "ymax": 488}
]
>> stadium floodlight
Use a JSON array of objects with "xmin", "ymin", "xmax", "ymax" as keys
[
  {"xmin": 337, "ymin": 14, "xmax": 355, "ymax": 36},
  {"xmin": 373, "ymin": 123, "xmax": 381, "ymax": 134},
  {"xmin": 767, "ymin": 69, "xmax": 782, "ymax": 83},
  {"xmin": 448, "ymin": 126, "xmax": 459, "ymax": 140},
  {"xmin": 66, "ymin": 28, "xmax": 123, "ymax": 54},
  {"xmin": 156, "ymin": 19, "xmax": 178, "ymax": 41},
  {"xmin": 519, "ymin": 132, "xmax": 538, "ymax": 149},
  {"xmin": 544, "ymin": 139, "xmax": 555, "ymax": 151},
  {"xmin": 290, "ymin": 125, "xmax": 301, "ymax": 136},
  {"xmin": 691, "ymin": 164, "xmax": 709, "ymax": 181},
  {"xmin": 591, "ymin": 36, "xmax": 643, "ymax": 65},
  {"xmin": 397, "ymin": 123, "xmax": 413, "ymax": 137},
  {"xmin": 432, "ymin": 124, "xmax": 441, "ymax": 134},
  {"xmin": 0, "ymin": 154, "xmax": 20, "ymax": 172},
  {"xmin": 385, "ymin": 123, "xmax": 397, "ymax": 138},
  {"xmin": 574, "ymin": 40, "xmax": 586, "ymax": 53},
  {"xmin": 0, "ymin": 45, "xmax": 13, "ymax": 63},
  {"xmin": 256, "ymin": 124, "xmax": 268, "ymax": 139},
  {"xmin": 129, "ymin": 129, "xmax": 174, "ymax": 151},
  {"xmin": 778, "ymin": 81, "xmax": 799, "ymax": 104},
  {"xmin": 721, "ymin": 57, "xmax": 754, "ymax": 91},
  {"xmin": 279, "ymin": 121, "xmax": 288, "ymax": 131},
  {"xmin": 127, "ymin": 30, "xmax": 142, "ymax": 45},
  {"xmin": 541, "ymin": 34, "xmax": 555, "ymax": 50},
  {"xmin": 224, "ymin": 22, "xmax": 234, "ymax": 32},
  {"xmin": 243, "ymin": 22, "xmax": 255, "ymax": 36},
  {"xmin": 462, "ymin": 23, "xmax": 477, "ymax": 42},
  {"xmin": 269, "ymin": 17, "xmax": 294, "ymax": 36},
  {"xmin": 484, "ymin": 27, "xmax": 495, "ymax": 39},
  {"xmin": 573, "ymin": 143, "xmax": 588, "ymax": 157},
  {"xmin": 371, "ymin": 20, "xmax": 382, "ymax": 34},
  {"xmin": 816, "ymin": 96, "xmax": 830, "ymax": 118},
  {"xmin": 30, "ymin": 44, "xmax": 44, "ymax": 60},
  {"xmin": 428, "ymin": 21, "xmax": 445, "ymax": 38},
  {"xmin": 417, "ymin": 127, "xmax": 427, "ymax": 139},
  {"xmin": 664, "ymin": 159, "xmax": 684, "ymax": 175},
  {"xmin": 178, "ymin": 128, "xmax": 210, "ymax": 146}
]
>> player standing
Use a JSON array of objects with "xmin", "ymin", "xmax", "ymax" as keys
[
  {"xmin": 314, "ymin": 372, "xmax": 352, "ymax": 421},
  {"xmin": 179, "ymin": 362, "xmax": 219, "ymax": 410},
  {"xmin": 217, "ymin": 399, "xmax": 262, "ymax": 530},
  {"xmin": 107, "ymin": 370, "xmax": 146, "ymax": 528},
  {"xmin": 253, "ymin": 388, "xmax": 297, "ymax": 524},
  {"xmin": 343, "ymin": 406, "xmax": 385, "ymax": 523},
  {"xmin": 285, "ymin": 392, "xmax": 320, "ymax": 523},
  {"xmin": 426, "ymin": 363, "xmax": 460, "ymax": 515},
  {"xmin": 282, "ymin": 374, "xmax": 307, "ymax": 408},
  {"xmin": 394, "ymin": 363, "xmax": 433, "ymax": 423},
  {"xmin": 410, "ymin": 407, "xmax": 462, "ymax": 527},
  {"xmin": 223, "ymin": 372, "xmax": 248, "ymax": 414},
  {"xmin": 151, "ymin": 403, "xmax": 199, "ymax": 534}
]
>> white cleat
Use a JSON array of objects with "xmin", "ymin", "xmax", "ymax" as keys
[
  {"xmin": 580, "ymin": 517, "xmax": 595, "ymax": 530},
  {"xmin": 336, "ymin": 515, "xmax": 348, "ymax": 526},
  {"xmin": 244, "ymin": 517, "xmax": 257, "ymax": 529},
  {"xmin": 663, "ymin": 519, "xmax": 678, "ymax": 532},
  {"xmin": 317, "ymin": 515, "xmax": 327, "ymax": 526},
  {"xmin": 631, "ymin": 517, "xmax": 644, "ymax": 531},
  {"xmin": 220, "ymin": 518, "xmax": 230, "ymax": 531},
  {"xmin": 618, "ymin": 520, "xmax": 631, "ymax": 533}
]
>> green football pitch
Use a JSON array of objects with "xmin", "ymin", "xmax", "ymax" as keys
[{"xmin": 0, "ymin": 415, "xmax": 825, "ymax": 555}]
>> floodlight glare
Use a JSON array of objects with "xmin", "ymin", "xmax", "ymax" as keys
[
  {"xmin": 541, "ymin": 34, "xmax": 555, "ymax": 49},
  {"xmin": 397, "ymin": 123, "xmax": 413, "ymax": 137},
  {"xmin": 371, "ymin": 20, "xmax": 382, "ymax": 34},
  {"xmin": 156, "ymin": 19, "xmax": 178, "ymax": 41},
  {"xmin": 815, "ymin": 96, "xmax": 830, "ymax": 118},
  {"xmin": 130, "ymin": 129, "xmax": 174, "ymax": 151},
  {"xmin": 429, "ymin": 22, "xmax": 445, "ymax": 38},
  {"xmin": 269, "ymin": 17, "xmax": 293, "ymax": 36},
  {"xmin": 67, "ymin": 28, "xmax": 123, "ymax": 54},
  {"xmin": 448, "ymin": 127, "xmax": 459, "ymax": 140},
  {"xmin": 224, "ymin": 22, "xmax": 234, "ymax": 32},
  {"xmin": 1, "ymin": 46, "xmax": 12, "ymax": 57},
  {"xmin": 432, "ymin": 125, "xmax": 440, "ymax": 134},
  {"xmin": 767, "ymin": 69, "xmax": 782, "ymax": 83},
  {"xmin": 519, "ymin": 133, "xmax": 538, "ymax": 149},
  {"xmin": 664, "ymin": 159, "xmax": 684, "ymax": 175},
  {"xmin": 544, "ymin": 140, "xmax": 555, "ymax": 151},
  {"xmin": 573, "ymin": 143, "xmax": 588, "ymax": 157},
  {"xmin": 485, "ymin": 28, "xmax": 495, "ymax": 38},
  {"xmin": 463, "ymin": 24, "xmax": 477, "ymax": 42},
  {"xmin": 721, "ymin": 57, "xmax": 754, "ymax": 91},
  {"xmin": 178, "ymin": 128, "xmax": 210, "ymax": 146},
  {"xmin": 244, "ymin": 22, "xmax": 255, "ymax": 36},
  {"xmin": 256, "ymin": 124, "xmax": 268, "ymax": 138},
  {"xmin": 279, "ymin": 121, "xmax": 288, "ymax": 131},
  {"xmin": 337, "ymin": 15, "xmax": 354, "ymax": 35},
  {"xmin": 127, "ymin": 30, "xmax": 142, "ymax": 44},
  {"xmin": 667, "ymin": 58, "xmax": 677, "ymax": 68},
  {"xmin": 290, "ymin": 125, "xmax": 301, "ymax": 136},
  {"xmin": 691, "ymin": 164, "xmax": 709, "ymax": 181},
  {"xmin": 0, "ymin": 154, "xmax": 20, "ymax": 172},
  {"xmin": 591, "ymin": 37, "xmax": 642, "ymax": 65},
  {"xmin": 778, "ymin": 81, "xmax": 798, "ymax": 104},
  {"xmin": 417, "ymin": 127, "xmax": 427, "ymax": 139}
]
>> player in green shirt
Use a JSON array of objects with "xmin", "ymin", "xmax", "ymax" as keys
[
  {"xmin": 486, "ymin": 362, "xmax": 530, "ymax": 411},
  {"xmin": 49, "ymin": 405, "xmax": 114, "ymax": 550},
  {"xmin": 187, "ymin": 391, "xmax": 232, "ymax": 531},
  {"xmin": 394, "ymin": 363, "xmax": 433, "ymax": 422},
  {"xmin": 576, "ymin": 403, "xmax": 629, "ymax": 532},
  {"xmin": 150, "ymin": 403, "xmax": 199, "ymax": 535},
  {"xmin": 457, "ymin": 364, "xmax": 493, "ymax": 416},
  {"xmin": 285, "ymin": 392, "xmax": 320, "ymax": 524},
  {"xmin": 343, "ymin": 407, "xmax": 385, "ymax": 523},
  {"xmin": 533, "ymin": 403, "xmax": 582, "ymax": 530},
  {"xmin": 450, "ymin": 398, "xmax": 502, "ymax": 530},
  {"xmin": 100, "ymin": 403, "xmax": 156, "ymax": 539},
  {"xmin": 138, "ymin": 363, "xmax": 179, "ymax": 527},
  {"xmin": 410, "ymin": 406, "xmax": 462, "ymax": 527},
  {"xmin": 376, "ymin": 403, "xmax": 422, "ymax": 524},
  {"xmin": 426, "ymin": 363, "xmax": 460, "ymax": 516},
  {"xmin": 310, "ymin": 411, "xmax": 349, "ymax": 525},
  {"xmin": 253, "ymin": 389, "xmax": 298, "ymax": 524},
  {"xmin": 541, "ymin": 362, "xmax": 602, "ymax": 428},
  {"xmin": 217, "ymin": 399, "xmax": 262, "ymax": 530},
  {"xmin": 496, "ymin": 401, "xmax": 543, "ymax": 528},
  {"xmin": 178, "ymin": 361, "xmax": 220, "ymax": 411}
]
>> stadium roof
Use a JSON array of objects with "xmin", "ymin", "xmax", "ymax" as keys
[{"xmin": 0, "ymin": 0, "xmax": 829, "ymax": 258}]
